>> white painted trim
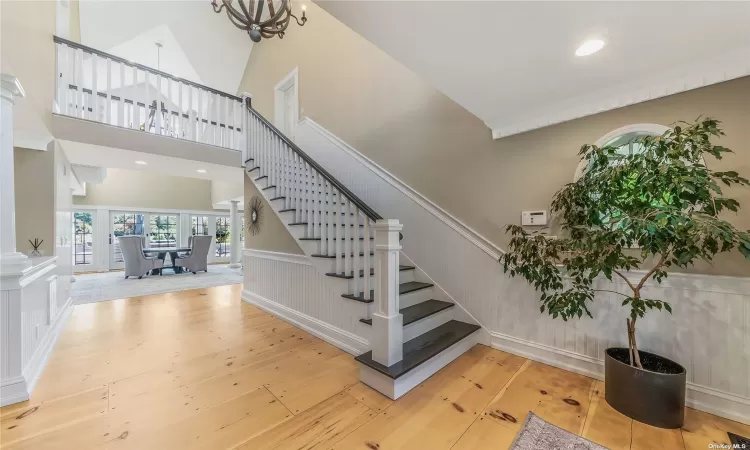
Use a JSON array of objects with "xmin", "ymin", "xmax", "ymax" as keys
[
  {"xmin": 490, "ymin": 332, "xmax": 750, "ymax": 425},
  {"xmin": 490, "ymin": 47, "xmax": 750, "ymax": 139},
  {"xmin": 244, "ymin": 248, "xmax": 312, "ymax": 266},
  {"xmin": 241, "ymin": 289, "xmax": 368, "ymax": 355},
  {"xmin": 72, "ymin": 205, "xmax": 235, "ymax": 216},
  {"xmin": 24, "ymin": 297, "xmax": 73, "ymax": 395},
  {"xmin": 1, "ymin": 297, "xmax": 72, "ymax": 407},
  {"xmin": 274, "ymin": 67, "xmax": 299, "ymax": 140},
  {"xmin": 302, "ymin": 117, "xmax": 504, "ymax": 259}
]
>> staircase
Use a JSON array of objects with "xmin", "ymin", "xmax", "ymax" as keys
[{"xmin": 243, "ymin": 106, "xmax": 481, "ymax": 399}]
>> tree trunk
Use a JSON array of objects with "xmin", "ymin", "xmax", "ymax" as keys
[{"xmin": 627, "ymin": 318, "xmax": 643, "ymax": 369}]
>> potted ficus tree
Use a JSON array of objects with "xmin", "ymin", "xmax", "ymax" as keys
[{"xmin": 500, "ymin": 118, "xmax": 750, "ymax": 429}]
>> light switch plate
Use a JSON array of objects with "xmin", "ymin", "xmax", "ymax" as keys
[{"xmin": 522, "ymin": 210, "xmax": 548, "ymax": 226}]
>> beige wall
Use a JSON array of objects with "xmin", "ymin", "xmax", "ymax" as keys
[
  {"xmin": 244, "ymin": 173, "xmax": 303, "ymax": 254},
  {"xmin": 69, "ymin": 0, "xmax": 81, "ymax": 43},
  {"xmin": 14, "ymin": 148, "xmax": 56, "ymax": 256},
  {"xmin": 73, "ymin": 168, "xmax": 219, "ymax": 211},
  {"xmin": 239, "ymin": 2, "xmax": 750, "ymax": 276}
]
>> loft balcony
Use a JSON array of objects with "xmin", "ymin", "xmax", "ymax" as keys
[{"xmin": 50, "ymin": 36, "xmax": 245, "ymax": 167}]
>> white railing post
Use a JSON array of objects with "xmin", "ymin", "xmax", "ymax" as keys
[
  {"xmin": 371, "ymin": 219, "xmax": 403, "ymax": 366},
  {"xmin": 240, "ymin": 93, "xmax": 251, "ymax": 164}
]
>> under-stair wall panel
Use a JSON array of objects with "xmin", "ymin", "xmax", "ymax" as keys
[
  {"xmin": 294, "ymin": 118, "xmax": 750, "ymax": 424},
  {"xmin": 243, "ymin": 250, "xmax": 370, "ymax": 355}
]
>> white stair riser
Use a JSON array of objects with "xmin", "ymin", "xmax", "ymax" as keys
[
  {"xmin": 398, "ymin": 287, "xmax": 435, "ymax": 309},
  {"xmin": 358, "ymin": 334, "xmax": 479, "ymax": 400},
  {"xmin": 402, "ymin": 306, "xmax": 454, "ymax": 341}
]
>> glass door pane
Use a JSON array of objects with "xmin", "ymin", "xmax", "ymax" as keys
[
  {"xmin": 191, "ymin": 216, "xmax": 209, "ymax": 236},
  {"xmin": 74, "ymin": 212, "xmax": 94, "ymax": 267},
  {"xmin": 149, "ymin": 215, "xmax": 179, "ymax": 263},
  {"xmin": 110, "ymin": 212, "xmax": 146, "ymax": 269},
  {"xmin": 215, "ymin": 216, "xmax": 230, "ymax": 258}
]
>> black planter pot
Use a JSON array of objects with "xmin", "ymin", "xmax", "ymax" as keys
[{"xmin": 604, "ymin": 347, "xmax": 686, "ymax": 429}]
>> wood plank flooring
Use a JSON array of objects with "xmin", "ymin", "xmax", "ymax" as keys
[{"xmin": 1, "ymin": 284, "xmax": 748, "ymax": 449}]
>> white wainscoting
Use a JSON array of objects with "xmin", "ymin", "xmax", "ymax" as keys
[
  {"xmin": 242, "ymin": 249, "xmax": 370, "ymax": 355},
  {"xmin": 295, "ymin": 118, "xmax": 750, "ymax": 424}
]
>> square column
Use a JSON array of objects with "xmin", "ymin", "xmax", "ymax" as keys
[
  {"xmin": 228, "ymin": 200, "xmax": 242, "ymax": 268},
  {"xmin": 371, "ymin": 219, "xmax": 404, "ymax": 367},
  {"xmin": 0, "ymin": 74, "xmax": 30, "ymax": 272}
]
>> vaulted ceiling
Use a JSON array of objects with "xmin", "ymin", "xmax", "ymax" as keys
[
  {"xmin": 80, "ymin": 1, "xmax": 254, "ymax": 95},
  {"xmin": 317, "ymin": 1, "xmax": 750, "ymax": 138}
]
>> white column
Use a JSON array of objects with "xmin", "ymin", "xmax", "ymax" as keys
[
  {"xmin": 228, "ymin": 200, "xmax": 241, "ymax": 268},
  {"xmin": 0, "ymin": 74, "xmax": 30, "ymax": 272},
  {"xmin": 371, "ymin": 219, "xmax": 403, "ymax": 367}
]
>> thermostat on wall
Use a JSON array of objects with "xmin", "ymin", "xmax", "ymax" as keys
[{"xmin": 522, "ymin": 210, "xmax": 548, "ymax": 226}]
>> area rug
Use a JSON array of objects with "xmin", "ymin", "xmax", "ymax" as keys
[
  {"xmin": 510, "ymin": 413, "xmax": 608, "ymax": 450},
  {"xmin": 72, "ymin": 265, "xmax": 243, "ymax": 304}
]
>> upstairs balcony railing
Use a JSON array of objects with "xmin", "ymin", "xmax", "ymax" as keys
[{"xmin": 53, "ymin": 36, "xmax": 243, "ymax": 151}]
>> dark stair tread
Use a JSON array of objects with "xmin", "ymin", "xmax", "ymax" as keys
[
  {"xmin": 270, "ymin": 196, "xmax": 285, "ymax": 201},
  {"xmin": 246, "ymin": 166, "xmax": 260, "ymax": 172},
  {"xmin": 359, "ymin": 299, "xmax": 454, "ymax": 326},
  {"xmin": 326, "ymin": 265, "xmax": 414, "ymax": 279},
  {"xmin": 244, "ymin": 158, "xmax": 254, "ymax": 163},
  {"xmin": 262, "ymin": 185, "xmax": 276, "ymax": 191},
  {"xmin": 288, "ymin": 222, "xmax": 363, "ymax": 227},
  {"xmin": 341, "ymin": 281, "xmax": 433, "ymax": 303},
  {"xmin": 254, "ymin": 175, "xmax": 268, "ymax": 181},
  {"xmin": 312, "ymin": 252, "xmax": 375, "ymax": 259},
  {"xmin": 355, "ymin": 320, "xmax": 481, "ymax": 379},
  {"xmin": 299, "ymin": 237, "xmax": 373, "ymax": 241},
  {"xmin": 278, "ymin": 209, "xmax": 354, "ymax": 215}
]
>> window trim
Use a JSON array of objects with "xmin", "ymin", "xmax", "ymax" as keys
[{"xmin": 573, "ymin": 123, "xmax": 670, "ymax": 182}]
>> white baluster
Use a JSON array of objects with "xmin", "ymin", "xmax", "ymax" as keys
[
  {"xmin": 305, "ymin": 162, "xmax": 313, "ymax": 236},
  {"xmin": 91, "ymin": 53, "xmax": 99, "ymax": 121},
  {"xmin": 336, "ymin": 188, "xmax": 344, "ymax": 274},
  {"xmin": 131, "ymin": 66, "xmax": 138, "ymax": 129},
  {"xmin": 60, "ymin": 44, "xmax": 70, "ymax": 115},
  {"xmin": 295, "ymin": 154, "xmax": 302, "ymax": 223},
  {"xmin": 196, "ymin": 89, "xmax": 203, "ymax": 142},
  {"xmin": 320, "ymin": 180, "xmax": 327, "ymax": 255},
  {"xmin": 327, "ymin": 182, "xmax": 335, "ymax": 257},
  {"xmin": 75, "ymin": 48, "xmax": 84, "ymax": 117},
  {"xmin": 311, "ymin": 168, "xmax": 317, "ymax": 240},
  {"xmin": 344, "ymin": 198, "xmax": 352, "ymax": 279},
  {"xmin": 353, "ymin": 207, "xmax": 361, "ymax": 294},
  {"xmin": 155, "ymin": 74, "xmax": 163, "ymax": 135},
  {"xmin": 55, "ymin": 43, "xmax": 63, "ymax": 112},
  {"xmin": 105, "ymin": 58, "xmax": 111, "ymax": 125},
  {"xmin": 363, "ymin": 219, "xmax": 372, "ymax": 300},
  {"xmin": 144, "ymin": 71, "xmax": 150, "ymax": 132},
  {"xmin": 232, "ymin": 100, "xmax": 238, "ymax": 149},
  {"xmin": 118, "ymin": 62, "xmax": 125, "ymax": 127},
  {"xmin": 372, "ymin": 220, "xmax": 404, "ymax": 366}
]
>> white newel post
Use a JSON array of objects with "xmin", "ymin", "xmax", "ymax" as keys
[
  {"xmin": 0, "ymin": 74, "xmax": 30, "ymax": 272},
  {"xmin": 228, "ymin": 200, "xmax": 241, "ymax": 268},
  {"xmin": 371, "ymin": 219, "xmax": 403, "ymax": 366}
]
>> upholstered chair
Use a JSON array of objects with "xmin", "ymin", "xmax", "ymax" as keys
[
  {"xmin": 174, "ymin": 235, "xmax": 211, "ymax": 274},
  {"xmin": 118, "ymin": 235, "xmax": 164, "ymax": 279}
]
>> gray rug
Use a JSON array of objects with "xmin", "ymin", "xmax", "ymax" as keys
[
  {"xmin": 511, "ymin": 413, "xmax": 608, "ymax": 450},
  {"xmin": 72, "ymin": 265, "xmax": 243, "ymax": 304}
]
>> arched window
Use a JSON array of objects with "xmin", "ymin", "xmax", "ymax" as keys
[{"xmin": 573, "ymin": 124, "xmax": 670, "ymax": 181}]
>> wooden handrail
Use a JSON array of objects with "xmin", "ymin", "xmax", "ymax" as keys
[
  {"xmin": 53, "ymin": 35, "xmax": 242, "ymax": 102},
  {"xmin": 248, "ymin": 106, "xmax": 383, "ymax": 222}
]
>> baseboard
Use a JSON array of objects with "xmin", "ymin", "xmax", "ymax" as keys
[
  {"xmin": 24, "ymin": 297, "xmax": 73, "ymax": 395},
  {"xmin": 0, "ymin": 376, "xmax": 30, "ymax": 407},
  {"xmin": 490, "ymin": 331, "xmax": 750, "ymax": 425},
  {"xmin": 241, "ymin": 289, "xmax": 368, "ymax": 355}
]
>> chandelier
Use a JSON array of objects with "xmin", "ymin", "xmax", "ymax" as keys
[{"xmin": 211, "ymin": 0, "xmax": 307, "ymax": 43}]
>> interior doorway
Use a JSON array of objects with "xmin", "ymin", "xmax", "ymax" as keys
[{"xmin": 274, "ymin": 67, "xmax": 299, "ymax": 140}]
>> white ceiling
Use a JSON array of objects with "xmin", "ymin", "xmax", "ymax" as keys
[
  {"xmin": 317, "ymin": 1, "xmax": 750, "ymax": 138},
  {"xmin": 79, "ymin": 0, "xmax": 253, "ymax": 95},
  {"xmin": 59, "ymin": 140, "xmax": 244, "ymax": 183}
]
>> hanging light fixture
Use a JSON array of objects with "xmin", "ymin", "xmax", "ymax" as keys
[{"xmin": 211, "ymin": 0, "xmax": 307, "ymax": 43}]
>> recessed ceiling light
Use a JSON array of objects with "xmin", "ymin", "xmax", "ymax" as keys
[
  {"xmin": 196, "ymin": 169, "xmax": 207, "ymax": 173},
  {"xmin": 135, "ymin": 160, "xmax": 147, "ymax": 165},
  {"xmin": 575, "ymin": 39, "xmax": 605, "ymax": 57}
]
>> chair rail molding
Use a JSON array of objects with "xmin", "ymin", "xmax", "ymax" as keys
[{"xmin": 301, "ymin": 117, "xmax": 504, "ymax": 260}]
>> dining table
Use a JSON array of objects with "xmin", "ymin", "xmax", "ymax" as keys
[{"xmin": 142, "ymin": 247, "xmax": 191, "ymax": 274}]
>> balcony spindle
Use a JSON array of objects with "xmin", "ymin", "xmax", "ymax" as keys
[
  {"xmin": 364, "ymin": 219, "xmax": 372, "ymax": 300},
  {"xmin": 105, "ymin": 58, "xmax": 112, "ymax": 125},
  {"xmin": 91, "ymin": 53, "xmax": 99, "ymax": 121},
  {"xmin": 144, "ymin": 72, "xmax": 151, "ymax": 132},
  {"xmin": 118, "ymin": 62, "xmax": 125, "ymax": 127},
  {"xmin": 131, "ymin": 66, "xmax": 138, "ymax": 129},
  {"xmin": 155, "ymin": 74, "xmax": 163, "ymax": 135},
  {"xmin": 353, "ymin": 207, "xmax": 361, "ymax": 293},
  {"xmin": 75, "ymin": 48, "xmax": 84, "ymax": 117}
]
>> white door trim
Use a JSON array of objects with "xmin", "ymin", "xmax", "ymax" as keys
[{"xmin": 274, "ymin": 67, "xmax": 299, "ymax": 140}]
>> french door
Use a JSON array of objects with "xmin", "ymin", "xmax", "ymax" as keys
[{"xmin": 109, "ymin": 211, "xmax": 146, "ymax": 269}]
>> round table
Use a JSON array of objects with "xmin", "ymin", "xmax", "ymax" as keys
[{"xmin": 142, "ymin": 247, "xmax": 191, "ymax": 274}]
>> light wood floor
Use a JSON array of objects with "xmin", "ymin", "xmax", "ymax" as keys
[{"xmin": 1, "ymin": 284, "xmax": 747, "ymax": 449}]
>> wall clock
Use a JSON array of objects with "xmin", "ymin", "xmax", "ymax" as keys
[{"xmin": 246, "ymin": 196, "xmax": 264, "ymax": 236}]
